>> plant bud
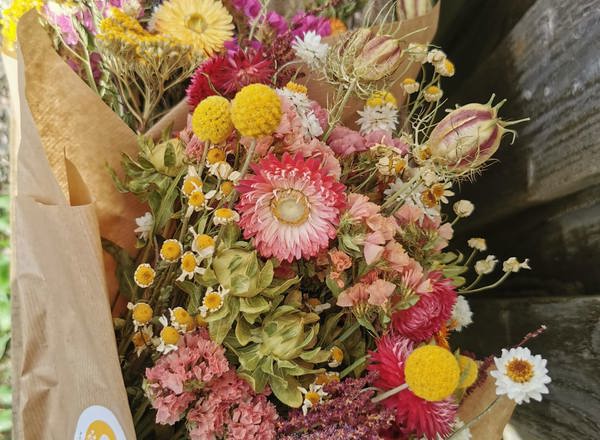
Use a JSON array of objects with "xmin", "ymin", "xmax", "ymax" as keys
[
  {"xmin": 427, "ymin": 98, "xmax": 515, "ymax": 173},
  {"xmin": 353, "ymin": 35, "xmax": 403, "ymax": 81}
]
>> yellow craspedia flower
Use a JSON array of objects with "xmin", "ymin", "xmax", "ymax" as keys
[
  {"xmin": 160, "ymin": 326, "xmax": 180, "ymax": 345},
  {"xmin": 151, "ymin": 0, "xmax": 234, "ymax": 55},
  {"xmin": 285, "ymin": 81, "xmax": 308, "ymax": 95},
  {"xmin": 231, "ymin": 84, "xmax": 282, "ymax": 138},
  {"xmin": 206, "ymin": 147, "xmax": 226, "ymax": 164},
  {"xmin": 457, "ymin": 355, "xmax": 478, "ymax": 389},
  {"xmin": 134, "ymin": 264, "xmax": 156, "ymax": 288},
  {"xmin": 367, "ymin": 90, "xmax": 397, "ymax": 108},
  {"xmin": 404, "ymin": 345, "xmax": 460, "ymax": 401},
  {"xmin": 160, "ymin": 239, "xmax": 183, "ymax": 262},
  {"xmin": 192, "ymin": 96, "xmax": 233, "ymax": 144},
  {"xmin": 329, "ymin": 17, "xmax": 347, "ymax": 36},
  {"xmin": 1, "ymin": 0, "xmax": 41, "ymax": 53}
]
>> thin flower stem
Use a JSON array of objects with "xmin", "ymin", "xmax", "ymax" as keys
[
  {"xmin": 324, "ymin": 80, "xmax": 357, "ymax": 141},
  {"xmin": 464, "ymin": 249, "xmax": 478, "ymax": 267},
  {"xmin": 462, "ymin": 274, "xmax": 482, "ymax": 291},
  {"xmin": 460, "ymin": 272, "xmax": 511, "ymax": 294},
  {"xmin": 340, "ymin": 355, "xmax": 367, "ymax": 379},
  {"xmin": 372, "ymin": 383, "xmax": 409, "ymax": 403}
]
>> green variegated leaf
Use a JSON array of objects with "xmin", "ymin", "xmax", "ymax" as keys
[
  {"xmin": 257, "ymin": 260, "xmax": 274, "ymax": 290},
  {"xmin": 262, "ymin": 276, "xmax": 300, "ymax": 298},
  {"xmin": 240, "ymin": 296, "xmax": 270, "ymax": 314},
  {"xmin": 235, "ymin": 317, "xmax": 252, "ymax": 346},
  {"xmin": 208, "ymin": 297, "xmax": 239, "ymax": 343},
  {"xmin": 269, "ymin": 372, "xmax": 302, "ymax": 408}
]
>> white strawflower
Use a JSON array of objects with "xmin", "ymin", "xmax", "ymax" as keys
[
  {"xmin": 426, "ymin": 48, "xmax": 447, "ymax": 65},
  {"xmin": 467, "ymin": 237, "xmax": 487, "ymax": 252},
  {"xmin": 277, "ymin": 88, "xmax": 311, "ymax": 112},
  {"xmin": 292, "ymin": 31, "xmax": 329, "ymax": 68},
  {"xmin": 406, "ymin": 43, "xmax": 428, "ymax": 63},
  {"xmin": 490, "ymin": 347, "xmax": 551, "ymax": 404},
  {"xmin": 503, "ymin": 257, "xmax": 531, "ymax": 273},
  {"xmin": 450, "ymin": 295, "xmax": 473, "ymax": 332},
  {"xmin": 453, "ymin": 200, "xmax": 474, "ymax": 218},
  {"xmin": 356, "ymin": 104, "xmax": 398, "ymax": 134},
  {"xmin": 475, "ymin": 255, "xmax": 498, "ymax": 275},
  {"xmin": 134, "ymin": 212, "xmax": 154, "ymax": 241}
]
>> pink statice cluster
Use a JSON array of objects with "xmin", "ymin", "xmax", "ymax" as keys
[
  {"xmin": 327, "ymin": 127, "xmax": 409, "ymax": 157},
  {"xmin": 368, "ymin": 334, "xmax": 458, "ymax": 439},
  {"xmin": 144, "ymin": 329, "xmax": 277, "ymax": 439}
]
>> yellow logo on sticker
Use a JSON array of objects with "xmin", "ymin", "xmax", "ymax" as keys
[{"xmin": 85, "ymin": 420, "xmax": 116, "ymax": 440}]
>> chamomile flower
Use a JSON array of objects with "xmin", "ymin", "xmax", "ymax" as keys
[
  {"xmin": 313, "ymin": 371, "xmax": 340, "ymax": 386},
  {"xmin": 127, "ymin": 302, "xmax": 153, "ymax": 330},
  {"xmin": 424, "ymin": 85, "xmax": 443, "ymax": 102},
  {"xmin": 134, "ymin": 212, "xmax": 154, "ymax": 241},
  {"xmin": 160, "ymin": 239, "xmax": 183, "ymax": 263},
  {"xmin": 134, "ymin": 264, "xmax": 156, "ymax": 288},
  {"xmin": 155, "ymin": 316, "xmax": 180, "ymax": 354},
  {"xmin": 213, "ymin": 207, "xmax": 240, "ymax": 225},
  {"xmin": 436, "ymin": 58, "xmax": 455, "ymax": 77},
  {"xmin": 169, "ymin": 307, "xmax": 196, "ymax": 332},
  {"xmin": 132, "ymin": 326, "xmax": 153, "ymax": 357},
  {"xmin": 206, "ymin": 147, "xmax": 226, "ymax": 165},
  {"xmin": 475, "ymin": 255, "xmax": 498, "ymax": 275},
  {"xmin": 376, "ymin": 155, "xmax": 407, "ymax": 176},
  {"xmin": 402, "ymin": 77, "xmax": 420, "ymax": 94},
  {"xmin": 189, "ymin": 228, "xmax": 216, "ymax": 258},
  {"xmin": 453, "ymin": 200, "xmax": 474, "ymax": 218},
  {"xmin": 208, "ymin": 161, "xmax": 232, "ymax": 179},
  {"xmin": 413, "ymin": 144, "xmax": 433, "ymax": 164},
  {"xmin": 490, "ymin": 347, "xmax": 551, "ymax": 404},
  {"xmin": 182, "ymin": 166, "xmax": 203, "ymax": 197},
  {"xmin": 292, "ymin": 30, "xmax": 329, "ymax": 69},
  {"xmin": 467, "ymin": 237, "xmax": 487, "ymax": 252},
  {"xmin": 356, "ymin": 104, "xmax": 398, "ymax": 134},
  {"xmin": 298, "ymin": 383, "xmax": 328, "ymax": 415},
  {"xmin": 186, "ymin": 188, "xmax": 213, "ymax": 217},
  {"xmin": 177, "ymin": 251, "xmax": 206, "ymax": 281},
  {"xmin": 405, "ymin": 43, "xmax": 428, "ymax": 63},
  {"xmin": 502, "ymin": 257, "xmax": 531, "ymax": 273},
  {"xmin": 198, "ymin": 286, "xmax": 228, "ymax": 317},
  {"xmin": 426, "ymin": 48, "xmax": 447, "ymax": 65},
  {"xmin": 449, "ymin": 295, "xmax": 473, "ymax": 332},
  {"xmin": 328, "ymin": 346, "xmax": 344, "ymax": 368}
]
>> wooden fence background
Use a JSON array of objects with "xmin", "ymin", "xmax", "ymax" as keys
[{"xmin": 434, "ymin": 0, "xmax": 600, "ymax": 438}]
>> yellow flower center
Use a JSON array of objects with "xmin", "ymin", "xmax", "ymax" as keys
[
  {"xmin": 183, "ymin": 176, "xmax": 203, "ymax": 196},
  {"xmin": 394, "ymin": 158, "xmax": 406, "ymax": 174},
  {"xmin": 172, "ymin": 307, "xmax": 191, "ymax": 324},
  {"xmin": 185, "ymin": 13, "xmax": 207, "ymax": 34},
  {"xmin": 417, "ymin": 145, "xmax": 432, "ymax": 161},
  {"xmin": 220, "ymin": 181, "xmax": 235, "ymax": 196},
  {"xmin": 181, "ymin": 252, "xmax": 197, "ymax": 272},
  {"xmin": 367, "ymin": 90, "xmax": 397, "ymax": 108},
  {"xmin": 314, "ymin": 372, "xmax": 340, "ymax": 386},
  {"xmin": 160, "ymin": 326, "xmax": 180, "ymax": 345},
  {"xmin": 132, "ymin": 303, "xmax": 153, "ymax": 324},
  {"xmin": 457, "ymin": 355, "xmax": 478, "ymax": 388},
  {"xmin": 443, "ymin": 59, "xmax": 455, "ymax": 74},
  {"xmin": 161, "ymin": 239, "xmax": 182, "ymax": 262},
  {"xmin": 203, "ymin": 292, "xmax": 223, "ymax": 310},
  {"xmin": 270, "ymin": 189, "xmax": 310, "ymax": 226},
  {"xmin": 426, "ymin": 85, "xmax": 441, "ymax": 94},
  {"xmin": 305, "ymin": 391, "xmax": 321, "ymax": 406},
  {"xmin": 195, "ymin": 234, "xmax": 215, "ymax": 249},
  {"xmin": 330, "ymin": 346, "xmax": 344, "ymax": 363},
  {"xmin": 285, "ymin": 81, "xmax": 308, "ymax": 95},
  {"xmin": 404, "ymin": 345, "xmax": 460, "ymax": 402},
  {"xmin": 134, "ymin": 264, "xmax": 156, "ymax": 287},
  {"xmin": 189, "ymin": 189, "xmax": 206, "ymax": 207},
  {"xmin": 132, "ymin": 330, "xmax": 151, "ymax": 347},
  {"xmin": 505, "ymin": 359, "xmax": 534, "ymax": 383},
  {"xmin": 420, "ymin": 189, "xmax": 438, "ymax": 208},
  {"xmin": 402, "ymin": 78, "xmax": 416, "ymax": 85},
  {"xmin": 206, "ymin": 148, "xmax": 226, "ymax": 164},
  {"xmin": 431, "ymin": 183, "xmax": 446, "ymax": 199},
  {"xmin": 215, "ymin": 208, "xmax": 234, "ymax": 219}
]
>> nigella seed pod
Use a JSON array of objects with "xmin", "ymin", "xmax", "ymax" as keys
[
  {"xmin": 427, "ymin": 96, "xmax": 526, "ymax": 173},
  {"xmin": 353, "ymin": 35, "xmax": 403, "ymax": 81}
]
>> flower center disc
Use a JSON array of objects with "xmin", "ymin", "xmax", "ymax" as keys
[
  {"xmin": 305, "ymin": 391, "xmax": 320, "ymax": 405},
  {"xmin": 506, "ymin": 359, "xmax": 534, "ymax": 383},
  {"xmin": 271, "ymin": 189, "xmax": 310, "ymax": 226},
  {"xmin": 185, "ymin": 13, "xmax": 207, "ymax": 33}
]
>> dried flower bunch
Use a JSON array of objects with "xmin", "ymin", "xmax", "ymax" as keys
[{"xmin": 5, "ymin": 0, "xmax": 552, "ymax": 438}]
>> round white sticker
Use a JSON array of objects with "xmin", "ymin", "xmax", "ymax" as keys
[{"xmin": 74, "ymin": 405, "xmax": 127, "ymax": 440}]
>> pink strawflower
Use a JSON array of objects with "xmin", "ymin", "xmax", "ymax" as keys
[
  {"xmin": 236, "ymin": 153, "xmax": 346, "ymax": 262},
  {"xmin": 368, "ymin": 334, "xmax": 457, "ymax": 439},
  {"xmin": 391, "ymin": 271, "xmax": 457, "ymax": 342},
  {"xmin": 327, "ymin": 126, "xmax": 367, "ymax": 156}
]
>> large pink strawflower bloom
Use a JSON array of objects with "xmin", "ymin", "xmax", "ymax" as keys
[
  {"xmin": 236, "ymin": 153, "xmax": 346, "ymax": 262},
  {"xmin": 368, "ymin": 334, "xmax": 457, "ymax": 439},
  {"xmin": 391, "ymin": 271, "xmax": 457, "ymax": 342}
]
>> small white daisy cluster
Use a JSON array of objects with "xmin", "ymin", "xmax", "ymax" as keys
[
  {"xmin": 292, "ymin": 31, "xmax": 329, "ymax": 69},
  {"xmin": 277, "ymin": 87, "xmax": 324, "ymax": 138}
]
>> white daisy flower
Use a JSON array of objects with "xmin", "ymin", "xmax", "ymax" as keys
[
  {"xmin": 292, "ymin": 31, "xmax": 329, "ymax": 69},
  {"xmin": 475, "ymin": 255, "xmax": 498, "ymax": 275},
  {"xmin": 127, "ymin": 301, "xmax": 153, "ymax": 331},
  {"xmin": 376, "ymin": 155, "xmax": 406, "ymax": 176},
  {"xmin": 405, "ymin": 42, "xmax": 428, "ymax": 63},
  {"xmin": 453, "ymin": 200, "xmax": 474, "ymax": 218},
  {"xmin": 490, "ymin": 347, "xmax": 551, "ymax": 404},
  {"xmin": 154, "ymin": 316, "xmax": 180, "ymax": 354},
  {"xmin": 423, "ymin": 85, "xmax": 443, "ymax": 102},
  {"xmin": 177, "ymin": 251, "xmax": 206, "ymax": 281},
  {"xmin": 356, "ymin": 104, "xmax": 398, "ymax": 134},
  {"xmin": 435, "ymin": 58, "xmax": 455, "ymax": 77},
  {"xmin": 328, "ymin": 346, "xmax": 344, "ymax": 368},
  {"xmin": 198, "ymin": 286, "xmax": 228, "ymax": 317},
  {"xmin": 426, "ymin": 48, "xmax": 447, "ymax": 65},
  {"xmin": 213, "ymin": 208, "xmax": 240, "ymax": 225},
  {"xmin": 134, "ymin": 212, "xmax": 154, "ymax": 241},
  {"xmin": 502, "ymin": 257, "xmax": 531, "ymax": 273},
  {"xmin": 185, "ymin": 188, "xmax": 213, "ymax": 217},
  {"xmin": 402, "ymin": 78, "xmax": 420, "ymax": 94},
  {"xmin": 298, "ymin": 384, "xmax": 328, "ymax": 415},
  {"xmin": 182, "ymin": 165, "xmax": 203, "ymax": 197},
  {"xmin": 132, "ymin": 326, "xmax": 154, "ymax": 357},
  {"xmin": 467, "ymin": 237, "xmax": 487, "ymax": 252},
  {"xmin": 449, "ymin": 295, "xmax": 473, "ymax": 332},
  {"xmin": 189, "ymin": 227, "xmax": 216, "ymax": 258},
  {"xmin": 169, "ymin": 307, "xmax": 196, "ymax": 333}
]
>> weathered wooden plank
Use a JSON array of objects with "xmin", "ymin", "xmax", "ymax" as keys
[
  {"xmin": 446, "ymin": 0, "xmax": 600, "ymax": 228},
  {"xmin": 454, "ymin": 183, "xmax": 600, "ymax": 294},
  {"xmin": 453, "ymin": 295, "xmax": 600, "ymax": 439}
]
